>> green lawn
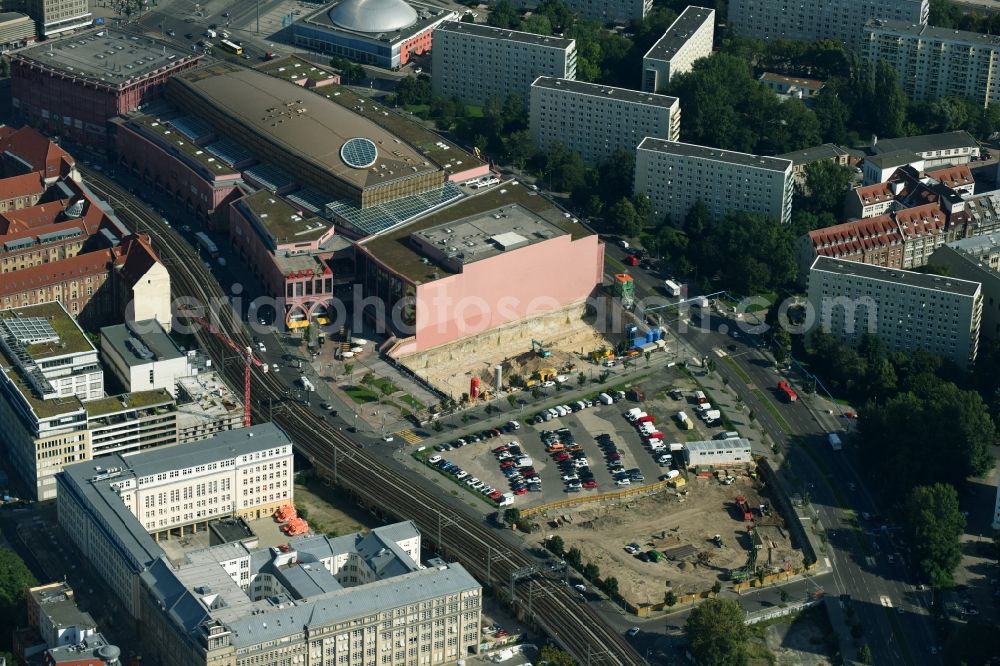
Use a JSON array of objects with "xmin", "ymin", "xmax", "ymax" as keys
[
  {"xmin": 751, "ymin": 389, "xmax": 793, "ymax": 434},
  {"xmin": 344, "ymin": 386, "xmax": 380, "ymax": 404},
  {"xmin": 399, "ymin": 394, "xmax": 424, "ymax": 411}
]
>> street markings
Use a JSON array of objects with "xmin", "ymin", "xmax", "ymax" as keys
[{"xmin": 398, "ymin": 429, "xmax": 422, "ymax": 445}]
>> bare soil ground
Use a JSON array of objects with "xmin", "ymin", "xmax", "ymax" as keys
[
  {"xmin": 532, "ymin": 472, "xmax": 803, "ymax": 605},
  {"xmin": 294, "ymin": 476, "xmax": 383, "ymax": 537},
  {"xmin": 764, "ymin": 607, "xmax": 837, "ymax": 666},
  {"xmin": 398, "ymin": 302, "xmax": 612, "ymax": 399}
]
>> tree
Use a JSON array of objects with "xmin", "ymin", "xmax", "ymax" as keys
[
  {"xmin": 711, "ymin": 580, "xmax": 722, "ymax": 595},
  {"xmin": 812, "ymin": 87, "xmax": 851, "ymax": 144},
  {"xmin": 395, "ymin": 75, "xmax": 432, "ymax": 106},
  {"xmin": 329, "ymin": 57, "xmax": 365, "ymax": 83},
  {"xmin": 858, "ymin": 643, "xmax": 873, "ymax": 664},
  {"xmin": 343, "ymin": 363, "xmax": 354, "ymax": 377},
  {"xmin": 583, "ymin": 562, "xmax": 600, "ymax": 581},
  {"xmin": 487, "ymin": 0, "xmax": 519, "ymax": 28},
  {"xmin": 520, "ymin": 13, "xmax": 553, "ymax": 35},
  {"xmin": 772, "ymin": 328, "xmax": 792, "ymax": 364},
  {"xmin": 871, "ymin": 60, "xmax": 908, "ymax": 138},
  {"xmin": 0, "ymin": 548, "xmax": 38, "ymax": 629},
  {"xmin": 503, "ymin": 508, "xmax": 521, "ymax": 525},
  {"xmin": 800, "ymin": 160, "xmax": 854, "ymax": 214},
  {"xmin": 547, "ymin": 535, "xmax": 565, "ymax": 557},
  {"xmin": 507, "ymin": 394, "xmax": 518, "ymax": 409},
  {"xmin": 460, "ymin": 12, "xmax": 474, "ymax": 22},
  {"xmin": 685, "ymin": 598, "xmax": 750, "ymax": 666},
  {"xmin": 565, "ymin": 547, "xmax": 583, "ymax": 569},
  {"xmin": 602, "ymin": 576, "xmax": 620, "ymax": 597},
  {"xmin": 904, "ymin": 484, "xmax": 965, "ymax": 588},
  {"xmin": 664, "ymin": 590, "xmax": 678, "ymax": 606},
  {"xmin": 539, "ymin": 646, "xmax": 575, "ymax": 666},
  {"xmin": 608, "ymin": 198, "xmax": 642, "ymax": 237}
]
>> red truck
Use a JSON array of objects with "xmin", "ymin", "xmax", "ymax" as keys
[
  {"xmin": 637, "ymin": 415, "xmax": 655, "ymax": 424},
  {"xmin": 736, "ymin": 496, "xmax": 753, "ymax": 521},
  {"xmin": 624, "ymin": 255, "xmax": 640, "ymax": 266},
  {"xmin": 777, "ymin": 380, "xmax": 798, "ymax": 402}
]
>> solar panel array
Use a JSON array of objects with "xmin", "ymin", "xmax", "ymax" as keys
[
  {"xmin": 0, "ymin": 317, "xmax": 59, "ymax": 345},
  {"xmin": 170, "ymin": 116, "xmax": 213, "ymax": 142},
  {"xmin": 340, "ymin": 137, "xmax": 379, "ymax": 169},
  {"xmin": 243, "ymin": 164, "xmax": 295, "ymax": 193},
  {"xmin": 326, "ymin": 182, "xmax": 463, "ymax": 236},
  {"xmin": 206, "ymin": 139, "xmax": 253, "ymax": 168},
  {"xmin": 285, "ymin": 188, "xmax": 331, "ymax": 215}
]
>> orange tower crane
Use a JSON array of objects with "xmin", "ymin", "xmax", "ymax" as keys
[{"xmin": 178, "ymin": 308, "xmax": 268, "ymax": 427}]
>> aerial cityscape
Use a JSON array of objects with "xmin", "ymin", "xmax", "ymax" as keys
[{"xmin": 0, "ymin": 0, "xmax": 1000, "ymax": 665}]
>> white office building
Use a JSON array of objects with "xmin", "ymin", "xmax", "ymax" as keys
[
  {"xmin": 529, "ymin": 77, "xmax": 680, "ymax": 163},
  {"xmin": 865, "ymin": 19, "xmax": 1000, "ymax": 108},
  {"xmin": 431, "ymin": 21, "xmax": 576, "ymax": 106},
  {"xmin": 634, "ymin": 138, "xmax": 794, "ymax": 225},
  {"xmin": 807, "ymin": 256, "xmax": 982, "ymax": 367},
  {"xmin": 683, "ymin": 439, "xmax": 753, "ymax": 468},
  {"xmin": 727, "ymin": 0, "xmax": 928, "ymax": 51},
  {"xmin": 100, "ymin": 319, "xmax": 190, "ymax": 397},
  {"xmin": 641, "ymin": 6, "xmax": 715, "ymax": 93},
  {"xmin": 872, "ymin": 131, "xmax": 980, "ymax": 169}
]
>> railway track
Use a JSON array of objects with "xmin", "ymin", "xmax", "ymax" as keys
[{"xmin": 82, "ymin": 167, "xmax": 644, "ymax": 666}]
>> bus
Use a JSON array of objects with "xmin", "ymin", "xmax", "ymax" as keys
[
  {"xmin": 219, "ymin": 39, "xmax": 243, "ymax": 56},
  {"xmin": 194, "ymin": 232, "xmax": 220, "ymax": 258}
]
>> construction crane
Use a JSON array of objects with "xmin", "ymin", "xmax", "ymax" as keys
[{"xmin": 178, "ymin": 307, "xmax": 268, "ymax": 427}]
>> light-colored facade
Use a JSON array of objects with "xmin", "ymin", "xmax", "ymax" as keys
[
  {"xmin": 529, "ymin": 77, "xmax": 680, "ymax": 164},
  {"xmin": 865, "ymin": 19, "xmax": 1000, "ymax": 108},
  {"xmin": 872, "ymin": 131, "xmax": 980, "ymax": 169},
  {"xmin": 930, "ymin": 234, "xmax": 1000, "ymax": 340},
  {"xmin": 85, "ymin": 390, "xmax": 178, "ymax": 459},
  {"xmin": 431, "ymin": 21, "xmax": 577, "ymax": 106},
  {"xmin": 27, "ymin": 582, "xmax": 98, "ymax": 649},
  {"xmin": 641, "ymin": 6, "xmax": 714, "ymax": 93},
  {"xmin": 138, "ymin": 523, "xmax": 481, "ymax": 666},
  {"xmin": 25, "ymin": 0, "xmax": 90, "ymax": 38},
  {"xmin": 0, "ymin": 11, "xmax": 35, "ymax": 51},
  {"xmin": 0, "ymin": 301, "xmax": 101, "ymax": 500},
  {"xmin": 100, "ymin": 320, "xmax": 189, "ymax": 396},
  {"xmin": 56, "ymin": 424, "xmax": 295, "ymax": 618},
  {"xmin": 634, "ymin": 138, "xmax": 794, "ymax": 225},
  {"xmin": 683, "ymin": 438, "xmax": 753, "ymax": 468},
  {"xmin": 727, "ymin": 0, "xmax": 928, "ymax": 50},
  {"xmin": 545, "ymin": 0, "xmax": 650, "ymax": 23},
  {"xmin": 175, "ymin": 372, "xmax": 245, "ymax": 443},
  {"xmin": 807, "ymin": 255, "xmax": 982, "ymax": 367}
]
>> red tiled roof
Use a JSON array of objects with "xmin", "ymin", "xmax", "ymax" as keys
[
  {"xmin": 0, "ymin": 248, "xmax": 112, "ymax": 297},
  {"xmin": 853, "ymin": 182, "xmax": 893, "ymax": 206},
  {"xmin": 114, "ymin": 234, "xmax": 162, "ymax": 287},
  {"xmin": 926, "ymin": 164, "xmax": 974, "ymax": 188},
  {"xmin": 895, "ymin": 203, "xmax": 946, "ymax": 237},
  {"xmin": 0, "ymin": 172, "xmax": 45, "ymax": 201},
  {"xmin": 807, "ymin": 216, "xmax": 903, "ymax": 257},
  {"xmin": 0, "ymin": 127, "xmax": 75, "ymax": 180}
]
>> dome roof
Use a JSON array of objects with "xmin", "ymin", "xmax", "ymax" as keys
[{"xmin": 328, "ymin": 0, "xmax": 418, "ymax": 33}]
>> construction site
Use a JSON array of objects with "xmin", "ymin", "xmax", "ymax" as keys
[
  {"xmin": 533, "ymin": 468, "xmax": 804, "ymax": 608},
  {"xmin": 397, "ymin": 301, "xmax": 618, "ymax": 400}
]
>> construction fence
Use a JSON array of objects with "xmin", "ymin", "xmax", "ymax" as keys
[{"xmin": 518, "ymin": 479, "xmax": 672, "ymax": 518}]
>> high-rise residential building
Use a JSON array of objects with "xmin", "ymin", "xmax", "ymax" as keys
[
  {"xmin": 865, "ymin": 19, "xmax": 1000, "ymax": 108},
  {"xmin": 807, "ymin": 255, "xmax": 982, "ymax": 367},
  {"xmin": 634, "ymin": 138, "xmax": 794, "ymax": 225},
  {"xmin": 641, "ymin": 6, "xmax": 714, "ymax": 93},
  {"xmin": 56, "ymin": 423, "xmax": 295, "ymax": 618},
  {"xmin": 23, "ymin": 0, "xmax": 90, "ymax": 38},
  {"xmin": 727, "ymin": 0, "xmax": 928, "ymax": 50},
  {"xmin": 557, "ymin": 0, "xmax": 651, "ymax": 23},
  {"xmin": 529, "ymin": 77, "xmax": 680, "ymax": 164},
  {"xmin": 431, "ymin": 21, "xmax": 577, "ymax": 106},
  {"xmin": 930, "ymin": 234, "xmax": 1000, "ymax": 340}
]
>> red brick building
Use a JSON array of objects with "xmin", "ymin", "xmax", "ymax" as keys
[{"xmin": 10, "ymin": 29, "xmax": 201, "ymax": 147}]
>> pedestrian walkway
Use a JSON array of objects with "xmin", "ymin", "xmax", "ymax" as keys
[{"xmin": 398, "ymin": 429, "xmax": 423, "ymax": 445}]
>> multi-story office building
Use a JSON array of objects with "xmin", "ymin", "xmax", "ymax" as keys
[
  {"xmin": 931, "ymin": 234, "xmax": 1000, "ymax": 340},
  {"xmin": 641, "ymin": 6, "xmax": 714, "ymax": 92},
  {"xmin": 728, "ymin": 0, "xmax": 928, "ymax": 50},
  {"xmin": 432, "ymin": 21, "xmax": 577, "ymax": 106},
  {"xmin": 100, "ymin": 320, "xmax": 190, "ymax": 396},
  {"xmin": 56, "ymin": 423, "xmax": 295, "ymax": 618},
  {"xmin": 865, "ymin": 19, "xmax": 1000, "ymax": 108},
  {"xmin": 0, "ymin": 12, "xmax": 35, "ymax": 51},
  {"xmin": 807, "ymin": 255, "xmax": 982, "ymax": 367},
  {"xmin": 23, "ymin": 0, "xmax": 90, "ymax": 38},
  {"xmin": 529, "ymin": 77, "xmax": 680, "ymax": 164},
  {"xmin": 138, "ymin": 522, "xmax": 481, "ymax": 666},
  {"xmin": 0, "ymin": 302, "xmax": 101, "ymax": 500},
  {"xmin": 558, "ymin": 0, "xmax": 651, "ymax": 23},
  {"xmin": 84, "ymin": 390, "xmax": 178, "ymax": 458},
  {"xmin": 634, "ymin": 138, "xmax": 794, "ymax": 225}
]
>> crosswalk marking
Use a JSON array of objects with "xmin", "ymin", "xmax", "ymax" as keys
[{"xmin": 398, "ymin": 429, "xmax": 422, "ymax": 445}]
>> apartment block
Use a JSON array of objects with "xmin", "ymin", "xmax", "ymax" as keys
[
  {"xmin": 807, "ymin": 256, "xmax": 981, "ymax": 367},
  {"xmin": 845, "ymin": 163, "xmax": 974, "ymax": 219},
  {"xmin": 641, "ymin": 5, "xmax": 714, "ymax": 92},
  {"xmin": 56, "ymin": 423, "xmax": 295, "ymax": 618},
  {"xmin": 727, "ymin": 0, "xmax": 928, "ymax": 50},
  {"xmin": 432, "ymin": 21, "xmax": 577, "ymax": 106},
  {"xmin": 555, "ymin": 0, "xmax": 651, "ymax": 23},
  {"xmin": 865, "ymin": 19, "xmax": 1000, "ymax": 108},
  {"xmin": 529, "ymin": 77, "xmax": 680, "ymax": 164},
  {"xmin": 634, "ymin": 138, "xmax": 794, "ymax": 225},
  {"xmin": 931, "ymin": 234, "xmax": 1000, "ymax": 340}
]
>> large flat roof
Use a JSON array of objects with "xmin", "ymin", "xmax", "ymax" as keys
[
  {"xmin": 531, "ymin": 76, "xmax": 679, "ymax": 109},
  {"xmin": 101, "ymin": 319, "xmax": 184, "ymax": 368},
  {"xmin": 17, "ymin": 28, "xmax": 198, "ymax": 88},
  {"xmin": 171, "ymin": 64, "xmax": 438, "ymax": 190},
  {"xmin": 866, "ymin": 17, "xmax": 1000, "ymax": 47},
  {"xmin": 361, "ymin": 182, "xmax": 588, "ymax": 283},
  {"xmin": 777, "ymin": 143, "xmax": 849, "ymax": 165},
  {"xmin": 810, "ymin": 256, "xmax": 982, "ymax": 297},
  {"xmin": 874, "ymin": 131, "xmax": 979, "ymax": 156},
  {"xmin": 435, "ymin": 20, "xmax": 575, "ymax": 50},
  {"xmin": 644, "ymin": 6, "xmax": 715, "ymax": 62},
  {"xmin": 0, "ymin": 301, "xmax": 95, "ymax": 359},
  {"xmin": 240, "ymin": 190, "xmax": 333, "ymax": 245},
  {"xmin": 126, "ymin": 113, "xmax": 238, "ymax": 178},
  {"xmin": 946, "ymin": 232, "xmax": 1000, "ymax": 257},
  {"xmin": 637, "ymin": 138, "xmax": 792, "ymax": 172},
  {"xmin": 84, "ymin": 389, "xmax": 175, "ymax": 418}
]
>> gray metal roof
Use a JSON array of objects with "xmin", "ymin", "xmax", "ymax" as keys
[
  {"xmin": 532, "ymin": 76, "xmax": 679, "ymax": 109},
  {"xmin": 945, "ymin": 232, "xmax": 1000, "ymax": 256},
  {"xmin": 644, "ymin": 5, "xmax": 715, "ymax": 62},
  {"xmin": 101, "ymin": 319, "xmax": 184, "ymax": 368},
  {"xmin": 874, "ymin": 131, "xmax": 979, "ymax": 157},
  {"xmin": 328, "ymin": 0, "xmax": 417, "ymax": 33},
  {"xmin": 435, "ymin": 20, "xmax": 575, "ymax": 50},
  {"xmin": 776, "ymin": 143, "xmax": 850, "ymax": 165},
  {"xmin": 865, "ymin": 149, "xmax": 921, "ymax": 169},
  {"xmin": 810, "ymin": 256, "xmax": 982, "ymax": 297},
  {"xmin": 637, "ymin": 138, "xmax": 792, "ymax": 172}
]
